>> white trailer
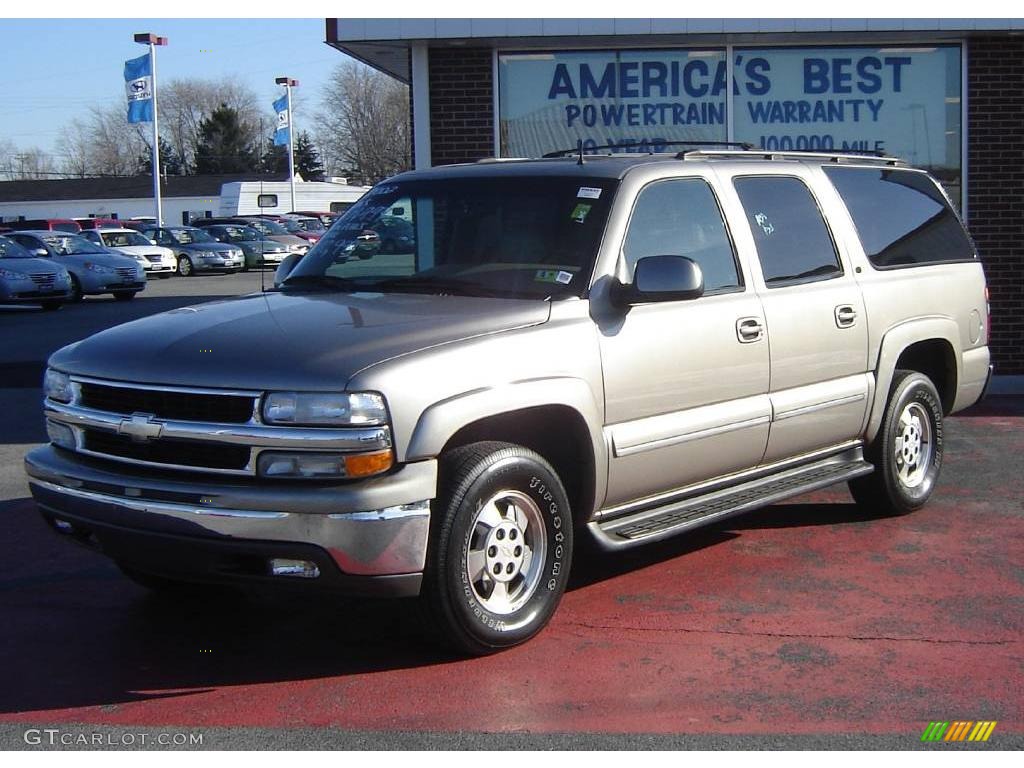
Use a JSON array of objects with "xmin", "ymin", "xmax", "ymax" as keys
[{"xmin": 217, "ymin": 180, "xmax": 370, "ymax": 217}]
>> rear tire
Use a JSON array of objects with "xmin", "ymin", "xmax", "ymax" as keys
[
  {"xmin": 849, "ymin": 370, "xmax": 944, "ymax": 515},
  {"xmin": 421, "ymin": 441, "xmax": 573, "ymax": 655}
]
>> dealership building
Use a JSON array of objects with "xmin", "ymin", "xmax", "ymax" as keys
[{"xmin": 326, "ymin": 18, "xmax": 1024, "ymax": 375}]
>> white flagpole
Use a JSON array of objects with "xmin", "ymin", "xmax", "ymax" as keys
[
  {"xmin": 135, "ymin": 33, "xmax": 167, "ymax": 226},
  {"xmin": 286, "ymin": 81, "xmax": 296, "ymax": 212},
  {"xmin": 150, "ymin": 41, "xmax": 162, "ymax": 226},
  {"xmin": 277, "ymin": 76, "xmax": 298, "ymax": 212}
]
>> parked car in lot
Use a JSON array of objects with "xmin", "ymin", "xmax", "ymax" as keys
[
  {"xmin": 288, "ymin": 210, "xmax": 342, "ymax": 228},
  {"xmin": 200, "ymin": 224, "xmax": 289, "ymax": 270},
  {"xmin": 139, "ymin": 226, "xmax": 245, "ymax": 276},
  {"xmin": 25, "ymin": 149, "xmax": 991, "ymax": 655},
  {"xmin": 0, "ymin": 235, "xmax": 73, "ymax": 310},
  {"xmin": 74, "ymin": 218, "xmax": 123, "ymax": 231},
  {"xmin": 276, "ymin": 215, "xmax": 327, "ymax": 245},
  {"xmin": 191, "ymin": 216, "xmax": 310, "ymax": 256},
  {"xmin": 80, "ymin": 228, "xmax": 178, "ymax": 278},
  {"xmin": 5, "ymin": 230, "xmax": 145, "ymax": 301},
  {"xmin": 5, "ymin": 218, "xmax": 81, "ymax": 233}
]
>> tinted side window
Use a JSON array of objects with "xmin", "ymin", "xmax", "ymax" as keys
[
  {"xmin": 622, "ymin": 179, "xmax": 740, "ymax": 292},
  {"xmin": 733, "ymin": 176, "xmax": 842, "ymax": 286},
  {"xmin": 823, "ymin": 167, "xmax": 976, "ymax": 268}
]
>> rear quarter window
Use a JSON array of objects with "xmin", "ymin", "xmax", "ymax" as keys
[{"xmin": 823, "ymin": 167, "xmax": 976, "ymax": 269}]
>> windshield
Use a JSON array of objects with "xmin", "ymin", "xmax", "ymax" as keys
[
  {"xmin": 171, "ymin": 228, "xmax": 216, "ymax": 244},
  {"xmin": 283, "ymin": 176, "xmax": 618, "ymax": 299},
  {"xmin": 248, "ymin": 219, "xmax": 288, "ymax": 236},
  {"xmin": 0, "ymin": 236, "xmax": 33, "ymax": 258},
  {"xmin": 218, "ymin": 225, "xmax": 261, "ymax": 243},
  {"xmin": 41, "ymin": 234, "xmax": 107, "ymax": 255},
  {"xmin": 286, "ymin": 218, "xmax": 324, "ymax": 233},
  {"xmin": 100, "ymin": 231, "xmax": 151, "ymax": 248}
]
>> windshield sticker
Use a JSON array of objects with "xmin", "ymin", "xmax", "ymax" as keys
[
  {"xmin": 577, "ymin": 186, "xmax": 602, "ymax": 199},
  {"xmin": 754, "ymin": 212, "xmax": 775, "ymax": 236},
  {"xmin": 535, "ymin": 269, "xmax": 571, "ymax": 284},
  {"xmin": 570, "ymin": 203, "xmax": 592, "ymax": 224}
]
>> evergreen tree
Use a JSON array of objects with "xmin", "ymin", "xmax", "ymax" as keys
[
  {"xmin": 260, "ymin": 135, "xmax": 288, "ymax": 174},
  {"xmin": 294, "ymin": 132, "xmax": 325, "ymax": 181},
  {"xmin": 193, "ymin": 104, "xmax": 258, "ymax": 174},
  {"xmin": 137, "ymin": 136, "xmax": 183, "ymax": 175}
]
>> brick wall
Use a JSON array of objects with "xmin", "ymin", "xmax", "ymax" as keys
[
  {"xmin": 427, "ymin": 48, "xmax": 494, "ymax": 165},
  {"xmin": 968, "ymin": 37, "xmax": 1024, "ymax": 375}
]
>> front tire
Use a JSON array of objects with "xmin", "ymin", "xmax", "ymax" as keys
[
  {"xmin": 112, "ymin": 291, "xmax": 137, "ymax": 301},
  {"xmin": 422, "ymin": 441, "xmax": 573, "ymax": 655},
  {"xmin": 177, "ymin": 255, "xmax": 193, "ymax": 277},
  {"xmin": 40, "ymin": 300, "xmax": 63, "ymax": 311},
  {"xmin": 849, "ymin": 370, "xmax": 944, "ymax": 515}
]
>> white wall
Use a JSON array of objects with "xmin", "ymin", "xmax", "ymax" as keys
[{"xmin": 0, "ymin": 196, "xmax": 217, "ymax": 227}]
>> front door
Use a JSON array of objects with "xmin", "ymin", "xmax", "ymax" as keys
[{"xmin": 597, "ymin": 175, "xmax": 771, "ymax": 509}]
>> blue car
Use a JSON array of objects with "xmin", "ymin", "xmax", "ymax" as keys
[
  {"xmin": 0, "ymin": 235, "xmax": 73, "ymax": 310},
  {"xmin": 6, "ymin": 230, "xmax": 146, "ymax": 302}
]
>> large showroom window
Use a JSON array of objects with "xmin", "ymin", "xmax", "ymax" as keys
[
  {"xmin": 732, "ymin": 45, "xmax": 962, "ymax": 204},
  {"xmin": 498, "ymin": 49, "xmax": 729, "ymax": 158},
  {"xmin": 497, "ymin": 44, "xmax": 962, "ymax": 205}
]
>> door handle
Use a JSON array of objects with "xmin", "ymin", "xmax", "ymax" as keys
[
  {"xmin": 736, "ymin": 317, "xmax": 764, "ymax": 343},
  {"xmin": 835, "ymin": 305, "xmax": 858, "ymax": 328}
]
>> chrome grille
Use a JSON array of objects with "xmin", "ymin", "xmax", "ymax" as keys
[
  {"xmin": 30, "ymin": 273, "xmax": 55, "ymax": 289},
  {"xmin": 82, "ymin": 428, "xmax": 251, "ymax": 471},
  {"xmin": 78, "ymin": 381, "xmax": 256, "ymax": 423},
  {"xmin": 116, "ymin": 267, "xmax": 136, "ymax": 280}
]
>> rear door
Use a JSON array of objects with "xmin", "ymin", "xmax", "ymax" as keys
[{"xmin": 727, "ymin": 170, "xmax": 870, "ymax": 463}]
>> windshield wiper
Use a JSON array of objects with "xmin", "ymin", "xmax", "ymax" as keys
[
  {"xmin": 279, "ymin": 274, "xmax": 360, "ymax": 292},
  {"xmin": 364, "ymin": 275, "xmax": 516, "ymax": 298}
]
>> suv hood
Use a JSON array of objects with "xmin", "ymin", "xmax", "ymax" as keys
[{"xmin": 50, "ymin": 291, "xmax": 550, "ymax": 390}]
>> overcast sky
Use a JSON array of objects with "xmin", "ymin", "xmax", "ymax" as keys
[{"xmin": 1, "ymin": 18, "xmax": 349, "ymax": 162}]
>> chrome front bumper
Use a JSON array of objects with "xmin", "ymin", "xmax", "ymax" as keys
[{"xmin": 25, "ymin": 446, "xmax": 436, "ymax": 597}]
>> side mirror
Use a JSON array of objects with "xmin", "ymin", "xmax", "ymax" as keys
[
  {"xmin": 611, "ymin": 255, "xmax": 704, "ymax": 307},
  {"xmin": 274, "ymin": 252, "xmax": 302, "ymax": 287},
  {"xmin": 33, "ymin": 248, "xmax": 49, "ymax": 258},
  {"xmin": 148, "ymin": 239, "xmax": 158, "ymax": 246}
]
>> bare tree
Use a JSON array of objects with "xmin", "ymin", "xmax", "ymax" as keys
[
  {"xmin": 56, "ymin": 119, "xmax": 93, "ymax": 177},
  {"xmin": 316, "ymin": 61, "xmax": 410, "ymax": 184},
  {"xmin": 160, "ymin": 77, "xmax": 262, "ymax": 172},
  {"xmin": 0, "ymin": 138, "xmax": 17, "ymax": 181},
  {"xmin": 9, "ymin": 147, "xmax": 57, "ymax": 179}
]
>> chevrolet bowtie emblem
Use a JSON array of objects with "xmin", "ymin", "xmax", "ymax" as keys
[{"xmin": 117, "ymin": 413, "xmax": 164, "ymax": 442}]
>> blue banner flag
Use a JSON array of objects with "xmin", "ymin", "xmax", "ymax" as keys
[
  {"xmin": 124, "ymin": 53, "xmax": 153, "ymax": 124},
  {"xmin": 273, "ymin": 95, "xmax": 290, "ymax": 146}
]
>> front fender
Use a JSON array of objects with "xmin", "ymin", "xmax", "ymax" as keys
[{"xmin": 405, "ymin": 377, "xmax": 608, "ymax": 512}]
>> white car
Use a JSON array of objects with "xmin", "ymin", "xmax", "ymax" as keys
[{"xmin": 82, "ymin": 228, "xmax": 177, "ymax": 278}]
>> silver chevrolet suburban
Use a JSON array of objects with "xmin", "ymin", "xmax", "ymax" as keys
[{"xmin": 25, "ymin": 148, "xmax": 992, "ymax": 655}]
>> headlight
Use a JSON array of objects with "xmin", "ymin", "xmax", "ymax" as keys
[
  {"xmin": 84, "ymin": 262, "xmax": 115, "ymax": 274},
  {"xmin": 257, "ymin": 450, "xmax": 393, "ymax": 479},
  {"xmin": 262, "ymin": 391, "xmax": 387, "ymax": 426},
  {"xmin": 288, "ymin": 244, "xmax": 306, "ymax": 253},
  {"xmin": 44, "ymin": 368, "xmax": 72, "ymax": 403}
]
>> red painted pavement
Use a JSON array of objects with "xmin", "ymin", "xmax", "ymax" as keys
[{"xmin": 1, "ymin": 398, "xmax": 1021, "ymax": 735}]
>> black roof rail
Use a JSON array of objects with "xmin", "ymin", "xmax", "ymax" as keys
[{"xmin": 541, "ymin": 140, "xmax": 754, "ymax": 159}]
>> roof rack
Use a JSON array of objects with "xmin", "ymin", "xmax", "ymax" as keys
[
  {"xmin": 541, "ymin": 140, "xmax": 754, "ymax": 159},
  {"xmin": 678, "ymin": 148, "xmax": 907, "ymax": 166}
]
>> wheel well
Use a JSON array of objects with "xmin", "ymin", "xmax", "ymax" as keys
[
  {"xmin": 894, "ymin": 339, "xmax": 957, "ymax": 413},
  {"xmin": 441, "ymin": 406, "xmax": 596, "ymax": 524}
]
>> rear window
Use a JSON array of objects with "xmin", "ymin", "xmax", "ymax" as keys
[{"xmin": 823, "ymin": 167, "xmax": 975, "ymax": 269}]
